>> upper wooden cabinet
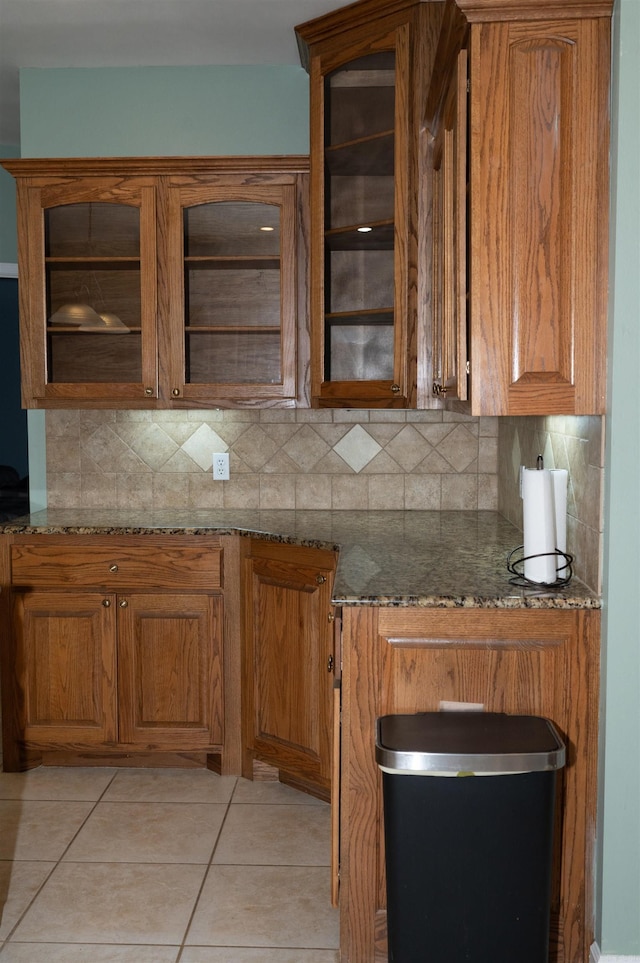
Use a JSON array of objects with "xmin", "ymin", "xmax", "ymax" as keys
[
  {"xmin": 426, "ymin": 0, "xmax": 613, "ymax": 415},
  {"xmin": 296, "ymin": 0, "xmax": 444, "ymax": 408},
  {"xmin": 2, "ymin": 157, "xmax": 309, "ymax": 409}
]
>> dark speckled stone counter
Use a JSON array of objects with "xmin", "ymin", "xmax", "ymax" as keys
[{"xmin": 1, "ymin": 509, "xmax": 599, "ymax": 609}]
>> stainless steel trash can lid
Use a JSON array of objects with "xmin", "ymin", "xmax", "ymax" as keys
[{"xmin": 375, "ymin": 712, "xmax": 566, "ymax": 774}]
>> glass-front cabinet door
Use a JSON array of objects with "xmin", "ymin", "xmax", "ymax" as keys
[
  {"xmin": 163, "ymin": 182, "xmax": 297, "ymax": 404},
  {"xmin": 298, "ymin": 6, "xmax": 424, "ymax": 408},
  {"xmin": 5, "ymin": 158, "xmax": 308, "ymax": 409},
  {"xmin": 21, "ymin": 179, "xmax": 158, "ymax": 405}
]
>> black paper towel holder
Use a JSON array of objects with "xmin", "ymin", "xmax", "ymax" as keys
[{"xmin": 506, "ymin": 546, "xmax": 574, "ymax": 589}]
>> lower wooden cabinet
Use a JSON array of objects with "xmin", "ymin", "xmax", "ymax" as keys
[
  {"xmin": 338, "ymin": 605, "xmax": 600, "ymax": 963},
  {"xmin": 242, "ymin": 539, "xmax": 337, "ymax": 800},
  {"xmin": 0, "ymin": 536, "xmax": 224, "ymax": 768}
]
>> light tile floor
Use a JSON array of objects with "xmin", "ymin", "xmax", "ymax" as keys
[{"xmin": 0, "ymin": 758, "xmax": 340, "ymax": 962}]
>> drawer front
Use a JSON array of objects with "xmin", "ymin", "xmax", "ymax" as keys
[{"xmin": 11, "ymin": 541, "xmax": 222, "ymax": 589}]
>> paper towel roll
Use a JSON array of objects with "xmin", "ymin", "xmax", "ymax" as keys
[
  {"xmin": 522, "ymin": 468, "xmax": 556, "ymax": 583},
  {"xmin": 550, "ymin": 469, "xmax": 568, "ymax": 575}
]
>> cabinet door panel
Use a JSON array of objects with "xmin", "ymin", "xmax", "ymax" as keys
[
  {"xmin": 117, "ymin": 593, "xmax": 223, "ymax": 750},
  {"xmin": 469, "ymin": 17, "xmax": 610, "ymax": 414},
  {"xmin": 20, "ymin": 180, "xmax": 158, "ymax": 405},
  {"xmin": 13, "ymin": 590, "xmax": 117, "ymax": 747},
  {"xmin": 244, "ymin": 546, "xmax": 336, "ymax": 796}
]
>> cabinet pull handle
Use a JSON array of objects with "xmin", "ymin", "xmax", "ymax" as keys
[
  {"xmin": 109, "ymin": 564, "xmax": 118, "ymax": 573},
  {"xmin": 327, "ymin": 655, "xmax": 334, "ymax": 672},
  {"xmin": 119, "ymin": 599, "xmax": 128, "ymax": 608},
  {"xmin": 316, "ymin": 574, "xmax": 327, "ymax": 584},
  {"xmin": 391, "ymin": 383, "xmax": 400, "ymax": 393},
  {"xmin": 102, "ymin": 599, "xmax": 111, "ymax": 607}
]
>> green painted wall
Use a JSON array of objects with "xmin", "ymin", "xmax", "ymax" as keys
[
  {"xmin": 0, "ymin": 144, "xmax": 20, "ymax": 264},
  {"xmin": 20, "ymin": 65, "xmax": 309, "ymax": 157},
  {"xmin": 600, "ymin": 0, "xmax": 640, "ymax": 953}
]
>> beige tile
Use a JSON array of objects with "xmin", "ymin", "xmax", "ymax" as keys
[
  {"xmin": 283, "ymin": 424, "xmax": 331, "ymax": 472},
  {"xmin": 369, "ymin": 475, "xmax": 406, "ymax": 509},
  {"xmin": 80, "ymin": 472, "xmax": 117, "ymax": 508},
  {"xmin": 12, "ymin": 862, "xmax": 205, "ymax": 944},
  {"xmin": 478, "ymin": 436, "xmax": 498, "ymax": 474},
  {"xmin": 213, "ymin": 803, "xmax": 331, "ymax": 866},
  {"xmin": 259, "ymin": 474, "xmax": 296, "ymax": 509},
  {"xmin": 222, "ymin": 475, "xmax": 260, "ymax": 509},
  {"xmin": 437, "ymin": 424, "xmax": 479, "ymax": 472},
  {"xmin": 0, "ymin": 766, "xmax": 115, "ymax": 801},
  {"xmin": 102, "ymin": 769, "xmax": 236, "ymax": 804},
  {"xmin": 0, "ymin": 861, "xmax": 56, "ymax": 940},
  {"xmin": 233, "ymin": 425, "xmax": 280, "ymax": 471},
  {"xmin": 63, "ymin": 802, "xmax": 227, "ymax": 863},
  {"xmin": 231, "ymin": 777, "xmax": 324, "ymax": 805},
  {"xmin": 0, "ymin": 801, "xmax": 94, "ymax": 860},
  {"xmin": 181, "ymin": 950, "xmax": 339, "ymax": 963},
  {"xmin": 152, "ymin": 473, "xmax": 190, "ymax": 508},
  {"xmin": 404, "ymin": 474, "xmax": 441, "ymax": 510},
  {"xmin": 186, "ymin": 864, "xmax": 339, "ymax": 948},
  {"xmin": 384, "ymin": 425, "xmax": 431, "ymax": 472},
  {"xmin": 441, "ymin": 474, "xmax": 478, "ymax": 510},
  {"xmin": 295, "ymin": 474, "xmax": 332, "ymax": 510},
  {"xmin": 115, "ymin": 473, "xmax": 154, "ymax": 509},
  {"xmin": 0, "ymin": 945, "xmax": 179, "ymax": 962},
  {"xmin": 331, "ymin": 475, "xmax": 369, "ymax": 509}
]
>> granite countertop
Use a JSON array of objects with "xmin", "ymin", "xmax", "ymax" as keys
[{"xmin": 1, "ymin": 509, "xmax": 600, "ymax": 609}]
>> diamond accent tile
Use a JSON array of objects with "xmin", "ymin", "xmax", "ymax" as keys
[
  {"xmin": 333, "ymin": 426, "xmax": 381, "ymax": 473},
  {"xmin": 181, "ymin": 424, "xmax": 228, "ymax": 471}
]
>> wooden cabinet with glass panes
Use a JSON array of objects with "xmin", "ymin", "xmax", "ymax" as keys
[
  {"xmin": 296, "ymin": 0, "xmax": 445, "ymax": 408},
  {"xmin": 2, "ymin": 157, "xmax": 309, "ymax": 409}
]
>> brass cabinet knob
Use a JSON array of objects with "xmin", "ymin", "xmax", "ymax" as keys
[
  {"xmin": 391, "ymin": 383, "xmax": 400, "ymax": 393},
  {"xmin": 119, "ymin": 599, "xmax": 128, "ymax": 608},
  {"xmin": 109, "ymin": 564, "xmax": 118, "ymax": 573},
  {"xmin": 102, "ymin": 599, "xmax": 111, "ymax": 607},
  {"xmin": 432, "ymin": 382, "xmax": 448, "ymax": 396},
  {"xmin": 172, "ymin": 388, "xmax": 180, "ymax": 397},
  {"xmin": 144, "ymin": 387, "xmax": 154, "ymax": 396},
  {"xmin": 327, "ymin": 654, "xmax": 334, "ymax": 673},
  {"xmin": 316, "ymin": 574, "xmax": 327, "ymax": 584}
]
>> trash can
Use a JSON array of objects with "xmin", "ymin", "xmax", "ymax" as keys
[{"xmin": 376, "ymin": 711, "xmax": 565, "ymax": 963}]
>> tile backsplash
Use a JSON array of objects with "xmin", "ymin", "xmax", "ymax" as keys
[
  {"xmin": 498, "ymin": 415, "xmax": 605, "ymax": 592},
  {"xmin": 46, "ymin": 408, "xmax": 499, "ymax": 513},
  {"xmin": 45, "ymin": 409, "xmax": 604, "ymax": 590}
]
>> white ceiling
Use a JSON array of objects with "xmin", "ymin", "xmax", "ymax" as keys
[{"xmin": 0, "ymin": 0, "xmax": 348, "ymax": 145}]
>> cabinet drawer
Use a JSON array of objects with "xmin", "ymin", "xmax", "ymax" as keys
[{"xmin": 10, "ymin": 541, "xmax": 222, "ymax": 589}]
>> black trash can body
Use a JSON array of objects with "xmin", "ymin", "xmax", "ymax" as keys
[{"xmin": 376, "ymin": 712, "xmax": 566, "ymax": 963}]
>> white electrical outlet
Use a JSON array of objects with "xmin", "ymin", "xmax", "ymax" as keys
[{"xmin": 212, "ymin": 452, "xmax": 230, "ymax": 481}]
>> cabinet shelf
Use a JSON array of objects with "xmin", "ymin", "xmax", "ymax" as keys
[
  {"xmin": 326, "ymin": 308, "xmax": 393, "ymax": 326},
  {"xmin": 184, "ymin": 256, "xmax": 280, "ymax": 269},
  {"xmin": 185, "ymin": 325, "xmax": 281, "ymax": 334},
  {"xmin": 47, "ymin": 326, "xmax": 138, "ymax": 335},
  {"xmin": 326, "ymin": 130, "xmax": 394, "ymax": 175},
  {"xmin": 325, "ymin": 220, "xmax": 394, "ymax": 251}
]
